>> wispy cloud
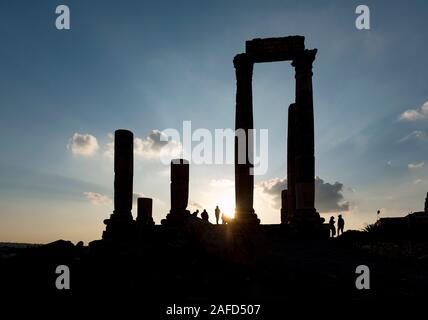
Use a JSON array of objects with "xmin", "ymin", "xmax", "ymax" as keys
[
  {"xmin": 84, "ymin": 192, "xmax": 112, "ymax": 206},
  {"xmin": 413, "ymin": 179, "xmax": 427, "ymax": 185},
  {"xmin": 188, "ymin": 200, "xmax": 203, "ymax": 212},
  {"xmin": 84, "ymin": 191, "xmax": 155, "ymax": 206},
  {"xmin": 397, "ymin": 130, "xmax": 426, "ymax": 143}
]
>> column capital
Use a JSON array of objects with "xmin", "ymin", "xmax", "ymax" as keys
[
  {"xmin": 292, "ymin": 49, "xmax": 317, "ymax": 74},
  {"xmin": 233, "ymin": 53, "xmax": 254, "ymax": 77}
]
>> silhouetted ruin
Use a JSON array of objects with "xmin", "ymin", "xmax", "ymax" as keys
[
  {"xmin": 286, "ymin": 103, "xmax": 297, "ymax": 222},
  {"xmin": 234, "ymin": 36, "xmax": 323, "ymax": 225},
  {"xmin": 102, "ymin": 129, "xmax": 136, "ymax": 241},
  {"xmin": 97, "ymin": 36, "xmax": 328, "ymax": 243},
  {"xmin": 162, "ymin": 159, "xmax": 191, "ymax": 225},
  {"xmin": 3, "ymin": 35, "xmax": 428, "ymax": 306}
]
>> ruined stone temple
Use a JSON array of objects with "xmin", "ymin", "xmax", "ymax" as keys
[
  {"xmin": 99, "ymin": 36, "xmax": 326, "ymax": 242},
  {"xmin": 233, "ymin": 36, "xmax": 323, "ymax": 225}
]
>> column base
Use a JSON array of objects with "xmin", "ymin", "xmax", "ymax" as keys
[
  {"xmin": 161, "ymin": 209, "xmax": 191, "ymax": 225},
  {"xmin": 234, "ymin": 209, "xmax": 260, "ymax": 225},
  {"xmin": 291, "ymin": 208, "xmax": 325, "ymax": 225},
  {"xmin": 102, "ymin": 211, "xmax": 135, "ymax": 241}
]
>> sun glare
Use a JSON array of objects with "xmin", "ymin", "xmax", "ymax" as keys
[{"xmin": 211, "ymin": 194, "xmax": 235, "ymax": 218}]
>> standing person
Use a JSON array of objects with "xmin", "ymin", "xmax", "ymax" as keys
[
  {"xmin": 201, "ymin": 209, "xmax": 209, "ymax": 222},
  {"xmin": 192, "ymin": 209, "xmax": 199, "ymax": 217},
  {"xmin": 337, "ymin": 214, "xmax": 345, "ymax": 236},
  {"xmin": 215, "ymin": 206, "xmax": 220, "ymax": 224},
  {"xmin": 329, "ymin": 216, "xmax": 336, "ymax": 238}
]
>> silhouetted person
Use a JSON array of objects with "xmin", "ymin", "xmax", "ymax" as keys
[
  {"xmin": 221, "ymin": 213, "xmax": 226, "ymax": 224},
  {"xmin": 215, "ymin": 206, "xmax": 220, "ymax": 224},
  {"xmin": 337, "ymin": 214, "xmax": 345, "ymax": 236},
  {"xmin": 192, "ymin": 209, "xmax": 199, "ymax": 217},
  {"xmin": 201, "ymin": 209, "xmax": 209, "ymax": 222},
  {"xmin": 329, "ymin": 216, "xmax": 336, "ymax": 238}
]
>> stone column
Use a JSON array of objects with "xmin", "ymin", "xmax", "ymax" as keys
[
  {"xmin": 162, "ymin": 159, "xmax": 190, "ymax": 224},
  {"xmin": 291, "ymin": 49, "xmax": 322, "ymax": 223},
  {"xmin": 286, "ymin": 103, "xmax": 297, "ymax": 223},
  {"xmin": 137, "ymin": 197, "xmax": 154, "ymax": 226},
  {"xmin": 114, "ymin": 129, "xmax": 134, "ymax": 219},
  {"xmin": 103, "ymin": 129, "xmax": 135, "ymax": 240},
  {"xmin": 233, "ymin": 53, "xmax": 260, "ymax": 224},
  {"xmin": 280, "ymin": 189, "xmax": 288, "ymax": 224}
]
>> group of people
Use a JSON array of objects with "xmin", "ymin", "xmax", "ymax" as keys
[
  {"xmin": 192, "ymin": 206, "xmax": 229, "ymax": 224},
  {"xmin": 329, "ymin": 214, "xmax": 345, "ymax": 238},
  {"xmin": 193, "ymin": 207, "xmax": 346, "ymax": 236}
]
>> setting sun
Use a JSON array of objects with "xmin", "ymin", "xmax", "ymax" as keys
[{"xmin": 208, "ymin": 194, "xmax": 235, "ymax": 219}]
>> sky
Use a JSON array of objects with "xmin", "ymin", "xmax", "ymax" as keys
[{"xmin": 1, "ymin": 0, "xmax": 428, "ymax": 243}]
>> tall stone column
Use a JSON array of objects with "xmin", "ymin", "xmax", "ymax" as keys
[
  {"xmin": 162, "ymin": 159, "xmax": 190, "ymax": 224},
  {"xmin": 286, "ymin": 103, "xmax": 297, "ymax": 223},
  {"xmin": 291, "ymin": 49, "xmax": 322, "ymax": 223},
  {"xmin": 114, "ymin": 129, "xmax": 134, "ymax": 219},
  {"xmin": 233, "ymin": 53, "xmax": 260, "ymax": 224},
  {"xmin": 103, "ymin": 129, "xmax": 135, "ymax": 240}
]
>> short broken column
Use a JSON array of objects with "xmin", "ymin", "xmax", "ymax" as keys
[
  {"xmin": 102, "ymin": 129, "xmax": 136, "ymax": 240},
  {"xmin": 137, "ymin": 197, "xmax": 154, "ymax": 226},
  {"xmin": 162, "ymin": 159, "xmax": 191, "ymax": 224}
]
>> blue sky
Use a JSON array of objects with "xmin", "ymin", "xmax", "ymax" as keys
[{"xmin": 1, "ymin": 0, "xmax": 428, "ymax": 243}]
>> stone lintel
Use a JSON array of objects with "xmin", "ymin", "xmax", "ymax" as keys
[{"xmin": 245, "ymin": 36, "xmax": 305, "ymax": 63}]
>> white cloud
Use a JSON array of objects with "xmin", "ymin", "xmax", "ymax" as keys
[
  {"xmin": 103, "ymin": 133, "xmax": 114, "ymax": 158},
  {"xmin": 104, "ymin": 130, "xmax": 182, "ymax": 160},
  {"xmin": 408, "ymin": 162, "xmax": 424, "ymax": 169},
  {"xmin": 134, "ymin": 130, "xmax": 182, "ymax": 160},
  {"xmin": 67, "ymin": 133, "xmax": 99, "ymax": 156},
  {"xmin": 399, "ymin": 101, "xmax": 428, "ymax": 121},
  {"xmin": 255, "ymin": 176, "xmax": 350, "ymax": 213},
  {"xmin": 84, "ymin": 192, "xmax": 112, "ymax": 206},
  {"xmin": 256, "ymin": 177, "xmax": 287, "ymax": 201}
]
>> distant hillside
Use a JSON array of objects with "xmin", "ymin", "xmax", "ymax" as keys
[{"xmin": 0, "ymin": 242, "xmax": 42, "ymax": 248}]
